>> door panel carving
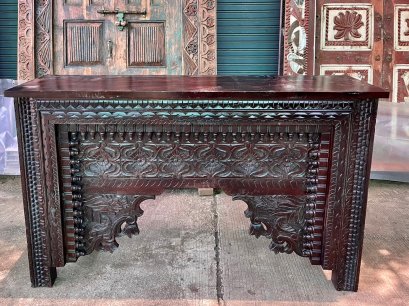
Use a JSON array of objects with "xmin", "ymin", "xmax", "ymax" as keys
[
  {"xmin": 128, "ymin": 22, "xmax": 166, "ymax": 67},
  {"xmin": 65, "ymin": 21, "xmax": 104, "ymax": 66},
  {"xmin": 314, "ymin": 0, "xmax": 382, "ymax": 92}
]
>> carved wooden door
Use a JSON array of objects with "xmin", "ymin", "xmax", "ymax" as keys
[
  {"xmin": 54, "ymin": 0, "xmax": 183, "ymax": 75},
  {"xmin": 383, "ymin": 0, "xmax": 409, "ymax": 102},
  {"xmin": 315, "ymin": 1, "xmax": 383, "ymax": 87}
]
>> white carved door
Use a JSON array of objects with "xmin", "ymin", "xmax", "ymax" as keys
[{"xmin": 315, "ymin": 1, "xmax": 383, "ymax": 88}]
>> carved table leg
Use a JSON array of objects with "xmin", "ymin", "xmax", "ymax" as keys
[
  {"xmin": 331, "ymin": 100, "xmax": 378, "ymax": 291},
  {"xmin": 15, "ymin": 100, "xmax": 57, "ymax": 287}
]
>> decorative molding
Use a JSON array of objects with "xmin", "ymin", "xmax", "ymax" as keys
[
  {"xmin": 333, "ymin": 100, "xmax": 377, "ymax": 291},
  {"xmin": 394, "ymin": 5, "xmax": 409, "ymax": 51},
  {"xmin": 16, "ymin": 98, "xmax": 56, "ymax": 286},
  {"xmin": 18, "ymin": 0, "xmax": 35, "ymax": 80},
  {"xmin": 78, "ymin": 131, "xmax": 311, "ymax": 180},
  {"xmin": 183, "ymin": 0, "xmax": 217, "ymax": 75},
  {"xmin": 283, "ymin": 0, "xmax": 312, "ymax": 75},
  {"xmin": 35, "ymin": 0, "xmax": 53, "ymax": 77},
  {"xmin": 321, "ymin": 4, "xmax": 373, "ymax": 51},
  {"xmin": 320, "ymin": 65, "xmax": 374, "ymax": 85}
]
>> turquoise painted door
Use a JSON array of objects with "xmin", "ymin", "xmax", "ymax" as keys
[
  {"xmin": 217, "ymin": 0, "xmax": 282, "ymax": 75},
  {"xmin": 0, "ymin": 0, "xmax": 17, "ymax": 79}
]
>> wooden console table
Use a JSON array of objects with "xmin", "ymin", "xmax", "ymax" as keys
[{"xmin": 5, "ymin": 75, "xmax": 388, "ymax": 291}]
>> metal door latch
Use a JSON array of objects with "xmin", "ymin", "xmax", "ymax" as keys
[{"xmin": 97, "ymin": 8, "xmax": 147, "ymax": 31}]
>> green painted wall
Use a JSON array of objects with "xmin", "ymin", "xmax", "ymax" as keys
[
  {"xmin": 0, "ymin": 0, "xmax": 17, "ymax": 79},
  {"xmin": 217, "ymin": 0, "xmax": 281, "ymax": 75}
]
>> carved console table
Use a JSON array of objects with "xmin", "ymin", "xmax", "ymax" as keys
[{"xmin": 5, "ymin": 75, "xmax": 388, "ymax": 291}]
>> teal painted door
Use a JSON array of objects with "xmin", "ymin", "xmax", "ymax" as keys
[
  {"xmin": 0, "ymin": 0, "xmax": 17, "ymax": 79},
  {"xmin": 217, "ymin": 0, "xmax": 281, "ymax": 75}
]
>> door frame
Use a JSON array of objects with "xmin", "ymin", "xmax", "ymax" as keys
[{"xmin": 17, "ymin": 0, "xmax": 217, "ymax": 80}]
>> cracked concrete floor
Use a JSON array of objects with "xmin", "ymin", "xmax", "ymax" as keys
[{"xmin": 0, "ymin": 176, "xmax": 408, "ymax": 306}]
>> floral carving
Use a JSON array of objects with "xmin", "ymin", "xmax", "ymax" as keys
[
  {"xmin": 83, "ymin": 194, "xmax": 155, "ymax": 254},
  {"xmin": 333, "ymin": 11, "xmax": 364, "ymax": 41},
  {"xmin": 405, "ymin": 19, "xmax": 409, "ymax": 36},
  {"xmin": 234, "ymin": 195, "xmax": 308, "ymax": 256}
]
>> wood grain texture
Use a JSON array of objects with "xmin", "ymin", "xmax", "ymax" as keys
[{"xmin": 5, "ymin": 75, "xmax": 389, "ymax": 100}]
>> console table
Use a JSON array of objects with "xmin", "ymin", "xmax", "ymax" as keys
[{"xmin": 5, "ymin": 75, "xmax": 388, "ymax": 291}]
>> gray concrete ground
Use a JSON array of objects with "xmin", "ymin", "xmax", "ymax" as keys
[{"xmin": 0, "ymin": 176, "xmax": 408, "ymax": 306}]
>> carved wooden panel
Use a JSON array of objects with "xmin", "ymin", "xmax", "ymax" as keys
[
  {"xmin": 320, "ymin": 65, "xmax": 374, "ymax": 84},
  {"xmin": 65, "ymin": 21, "xmax": 104, "ymax": 66},
  {"xmin": 315, "ymin": 1, "xmax": 383, "ymax": 91},
  {"xmin": 183, "ymin": 0, "xmax": 217, "ymax": 75},
  {"xmin": 393, "ymin": 65, "xmax": 409, "ymax": 102},
  {"xmin": 394, "ymin": 5, "xmax": 409, "ymax": 51},
  {"xmin": 283, "ymin": 0, "xmax": 315, "ymax": 75},
  {"xmin": 128, "ymin": 22, "xmax": 165, "ymax": 67},
  {"xmin": 321, "ymin": 4, "xmax": 373, "ymax": 51}
]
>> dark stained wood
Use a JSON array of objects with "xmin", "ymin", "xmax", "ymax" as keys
[
  {"xmin": 5, "ymin": 75, "xmax": 389, "ymax": 100},
  {"xmin": 6, "ymin": 75, "xmax": 387, "ymax": 292}
]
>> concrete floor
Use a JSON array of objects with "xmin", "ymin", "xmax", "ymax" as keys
[{"xmin": 0, "ymin": 177, "xmax": 408, "ymax": 306}]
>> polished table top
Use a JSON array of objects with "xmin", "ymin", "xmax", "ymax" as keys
[{"xmin": 5, "ymin": 75, "xmax": 389, "ymax": 100}]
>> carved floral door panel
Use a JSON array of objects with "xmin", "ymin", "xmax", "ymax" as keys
[
  {"xmin": 314, "ymin": 0, "xmax": 409, "ymax": 102},
  {"xmin": 53, "ymin": 0, "xmax": 183, "ymax": 75},
  {"xmin": 315, "ymin": 0, "xmax": 383, "ymax": 87}
]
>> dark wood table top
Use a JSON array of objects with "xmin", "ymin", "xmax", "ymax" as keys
[{"xmin": 5, "ymin": 75, "xmax": 389, "ymax": 100}]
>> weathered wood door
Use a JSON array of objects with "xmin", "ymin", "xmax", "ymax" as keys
[{"xmin": 53, "ymin": 0, "xmax": 183, "ymax": 75}]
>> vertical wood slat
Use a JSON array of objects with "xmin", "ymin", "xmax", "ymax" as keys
[
  {"xmin": 65, "ymin": 22, "xmax": 103, "ymax": 66},
  {"xmin": 128, "ymin": 22, "xmax": 165, "ymax": 67}
]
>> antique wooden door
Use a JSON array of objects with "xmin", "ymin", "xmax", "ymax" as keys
[
  {"xmin": 53, "ymin": 0, "xmax": 183, "ymax": 75},
  {"xmin": 383, "ymin": 0, "xmax": 409, "ymax": 102}
]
